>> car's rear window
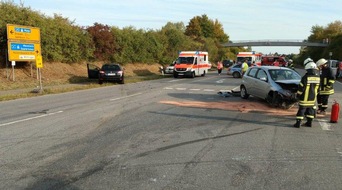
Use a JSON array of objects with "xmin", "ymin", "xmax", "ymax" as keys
[{"xmin": 102, "ymin": 64, "xmax": 120, "ymax": 71}]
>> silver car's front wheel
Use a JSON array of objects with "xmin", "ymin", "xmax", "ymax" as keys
[{"xmin": 240, "ymin": 85, "xmax": 249, "ymax": 99}]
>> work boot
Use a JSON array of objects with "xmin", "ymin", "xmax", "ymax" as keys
[
  {"xmin": 303, "ymin": 118, "xmax": 312, "ymax": 127},
  {"xmin": 293, "ymin": 119, "xmax": 301, "ymax": 128},
  {"xmin": 317, "ymin": 110, "xmax": 326, "ymax": 115}
]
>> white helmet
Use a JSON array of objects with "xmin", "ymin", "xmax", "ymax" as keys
[
  {"xmin": 316, "ymin": 58, "xmax": 328, "ymax": 67},
  {"xmin": 305, "ymin": 62, "xmax": 317, "ymax": 70},
  {"xmin": 303, "ymin": 58, "xmax": 313, "ymax": 66},
  {"xmin": 288, "ymin": 59, "xmax": 293, "ymax": 63}
]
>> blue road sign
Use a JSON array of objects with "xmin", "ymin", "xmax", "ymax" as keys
[
  {"xmin": 15, "ymin": 27, "xmax": 31, "ymax": 33},
  {"xmin": 10, "ymin": 43, "xmax": 35, "ymax": 51}
]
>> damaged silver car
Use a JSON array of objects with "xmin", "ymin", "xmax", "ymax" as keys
[{"xmin": 240, "ymin": 66, "xmax": 301, "ymax": 109}]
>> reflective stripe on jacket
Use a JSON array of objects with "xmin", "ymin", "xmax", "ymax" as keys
[
  {"xmin": 297, "ymin": 71, "xmax": 320, "ymax": 107},
  {"xmin": 319, "ymin": 67, "xmax": 335, "ymax": 95}
]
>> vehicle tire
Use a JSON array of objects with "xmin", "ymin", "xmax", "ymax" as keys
[
  {"xmin": 173, "ymin": 72, "xmax": 178, "ymax": 78},
  {"xmin": 233, "ymin": 72, "xmax": 241, "ymax": 78},
  {"xmin": 240, "ymin": 85, "xmax": 249, "ymax": 99},
  {"xmin": 118, "ymin": 77, "xmax": 124, "ymax": 84},
  {"xmin": 201, "ymin": 71, "xmax": 206, "ymax": 76},
  {"xmin": 267, "ymin": 91, "xmax": 282, "ymax": 107},
  {"xmin": 191, "ymin": 72, "xmax": 195, "ymax": 78},
  {"xmin": 99, "ymin": 80, "xmax": 103, "ymax": 85}
]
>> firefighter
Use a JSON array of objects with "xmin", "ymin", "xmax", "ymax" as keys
[
  {"xmin": 316, "ymin": 58, "xmax": 335, "ymax": 115},
  {"xmin": 294, "ymin": 60, "xmax": 320, "ymax": 128}
]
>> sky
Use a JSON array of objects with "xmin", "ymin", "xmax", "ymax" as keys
[{"xmin": 11, "ymin": 0, "xmax": 342, "ymax": 54}]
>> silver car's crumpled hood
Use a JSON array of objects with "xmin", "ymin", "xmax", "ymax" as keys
[
  {"xmin": 275, "ymin": 80, "xmax": 299, "ymax": 93},
  {"xmin": 274, "ymin": 79, "xmax": 300, "ymax": 85}
]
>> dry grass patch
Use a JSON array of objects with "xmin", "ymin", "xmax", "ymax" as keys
[{"xmin": 0, "ymin": 62, "xmax": 167, "ymax": 101}]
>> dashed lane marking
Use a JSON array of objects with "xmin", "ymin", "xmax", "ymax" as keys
[
  {"xmin": 110, "ymin": 93, "xmax": 142, "ymax": 101},
  {"xmin": 175, "ymin": 88, "xmax": 187, "ymax": 91},
  {"xmin": 0, "ymin": 111, "xmax": 64, "ymax": 127}
]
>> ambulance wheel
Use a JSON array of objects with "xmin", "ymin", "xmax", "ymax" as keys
[
  {"xmin": 201, "ymin": 71, "xmax": 206, "ymax": 76},
  {"xmin": 191, "ymin": 72, "xmax": 195, "ymax": 78},
  {"xmin": 173, "ymin": 73, "xmax": 178, "ymax": 78}
]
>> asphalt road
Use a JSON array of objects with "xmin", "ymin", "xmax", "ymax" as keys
[{"xmin": 0, "ymin": 71, "xmax": 341, "ymax": 190}]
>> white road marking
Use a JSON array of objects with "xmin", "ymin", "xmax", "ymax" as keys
[
  {"xmin": 175, "ymin": 88, "xmax": 186, "ymax": 91},
  {"xmin": 216, "ymin": 79, "xmax": 225, "ymax": 83},
  {"xmin": 168, "ymin": 79, "xmax": 183, "ymax": 82},
  {"xmin": 203, "ymin": 89, "xmax": 215, "ymax": 92},
  {"xmin": 164, "ymin": 87, "xmax": 173, "ymax": 90},
  {"xmin": 318, "ymin": 119, "xmax": 332, "ymax": 131},
  {"xmin": 110, "ymin": 93, "xmax": 142, "ymax": 101},
  {"xmin": 189, "ymin": 89, "xmax": 201, "ymax": 91},
  {"xmin": 0, "ymin": 111, "xmax": 64, "ymax": 127}
]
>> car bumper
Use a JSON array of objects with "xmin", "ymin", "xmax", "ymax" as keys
[
  {"xmin": 165, "ymin": 69, "xmax": 174, "ymax": 74},
  {"xmin": 174, "ymin": 71, "xmax": 193, "ymax": 76},
  {"xmin": 99, "ymin": 75, "xmax": 123, "ymax": 82}
]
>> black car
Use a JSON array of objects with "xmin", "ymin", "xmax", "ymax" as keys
[
  {"xmin": 87, "ymin": 63, "xmax": 124, "ymax": 84},
  {"xmin": 98, "ymin": 63, "xmax": 124, "ymax": 84}
]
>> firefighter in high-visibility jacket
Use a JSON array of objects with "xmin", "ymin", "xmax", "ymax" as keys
[
  {"xmin": 294, "ymin": 59, "xmax": 320, "ymax": 128},
  {"xmin": 316, "ymin": 58, "xmax": 335, "ymax": 115}
]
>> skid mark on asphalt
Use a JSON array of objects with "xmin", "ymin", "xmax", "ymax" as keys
[{"xmin": 133, "ymin": 128, "xmax": 262, "ymax": 159}]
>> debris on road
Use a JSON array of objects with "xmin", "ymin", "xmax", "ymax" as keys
[{"xmin": 217, "ymin": 86, "xmax": 241, "ymax": 97}]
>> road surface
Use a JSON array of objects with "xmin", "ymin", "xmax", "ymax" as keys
[{"xmin": 0, "ymin": 71, "xmax": 341, "ymax": 189}]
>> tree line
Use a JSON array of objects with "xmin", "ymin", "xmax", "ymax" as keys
[{"xmin": 0, "ymin": 1, "xmax": 341, "ymax": 67}]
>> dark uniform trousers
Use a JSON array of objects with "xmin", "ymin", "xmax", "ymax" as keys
[
  {"xmin": 317, "ymin": 95, "xmax": 329, "ymax": 111},
  {"xmin": 296, "ymin": 106, "xmax": 316, "ymax": 120}
]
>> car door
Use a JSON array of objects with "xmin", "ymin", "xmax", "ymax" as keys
[
  {"xmin": 87, "ymin": 63, "xmax": 100, "ymax": 79},
  {"xmin": 253, "ymin": 69, "xmax": 270, "ymax": 99},
  {"xmin": 243, "ymin": 67, "xmax": 258, "ymax": 95}
]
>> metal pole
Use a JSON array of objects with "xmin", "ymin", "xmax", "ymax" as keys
[
  {"xmin": 12, "ymin": 65, "xmax": 15, "ymax": 81},
  {"xmin": 39, "ymin": 68, "xmax": 43, "ymax": 91}
]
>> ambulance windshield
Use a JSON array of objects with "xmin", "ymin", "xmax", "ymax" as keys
[{"xmin": 177, "ymin": 57, "xmax": 194, "ymax": 64}]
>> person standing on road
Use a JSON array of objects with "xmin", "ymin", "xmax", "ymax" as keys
[
  {"xmin": 294, "ymin": 60, "xmax": 320, "ymax": 128},
  {"xmin": 217, "ymin": 61, "xmax": 223, "ymax": 75},
  {"xmin": 337, "ymin": 61, "xmax": 342, "ymax": 78},
  {"xmin": 287, "ymin": 59, "xmax": 295, "ymax": 70},
  {"xmin": 241, "ymin": 59, "xmax": 249, "ymax": 77},
  {"xmin": 316, "ymin": 58, "xmax": 335, "ymax": 115}
]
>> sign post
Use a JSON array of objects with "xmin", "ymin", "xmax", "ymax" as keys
[
  {"xmin": 11, "ymin": 61, "xmax": 15, "ymax": 81},
  {"xmin": 36, "ymin": 55, "xmax": 43, "ymax": 92}
]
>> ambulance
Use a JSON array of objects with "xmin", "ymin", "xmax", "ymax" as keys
[
  {"xmin": 173, "ymin": 51, "xmax": 211, "ymax": 78},
  {"xmin": 236, "ymin": 51, "xmax": 262, "ymax": 66}
]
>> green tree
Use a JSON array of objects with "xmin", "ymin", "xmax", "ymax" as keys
[{"xmin": 299, "ymin": 20, "xmax": 342, "ymax": 62}]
